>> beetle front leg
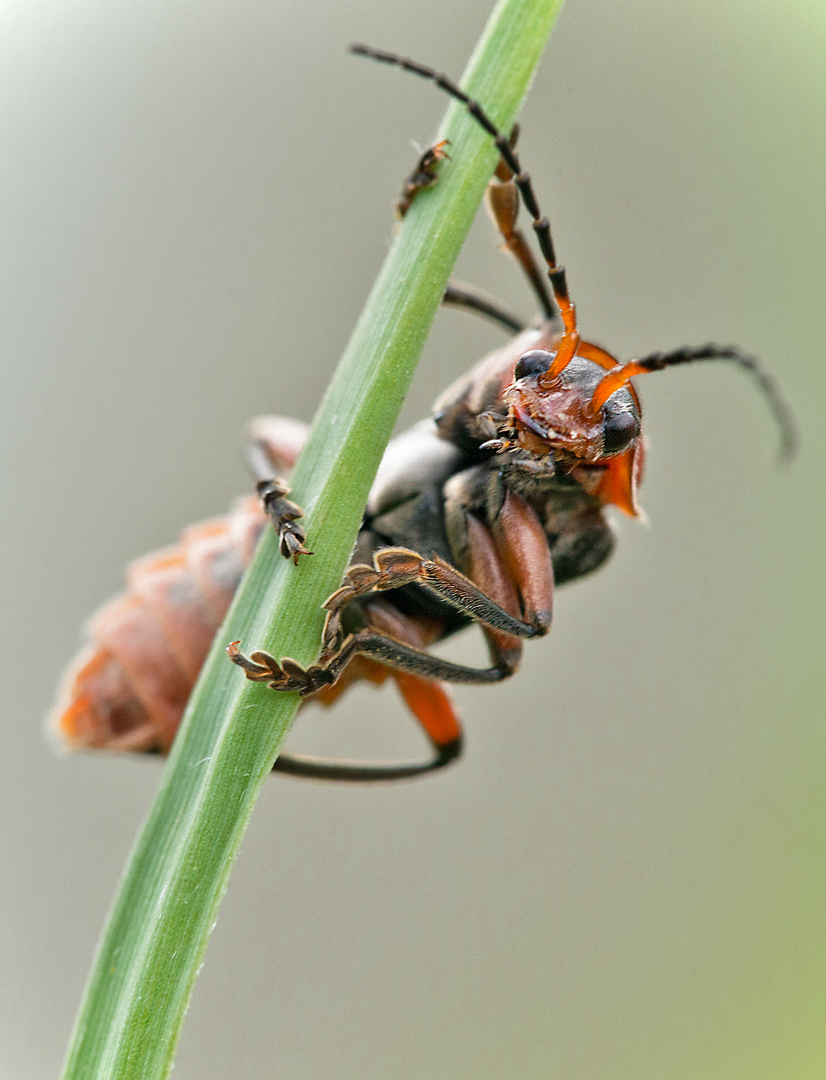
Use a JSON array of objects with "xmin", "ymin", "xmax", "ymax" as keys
[
  {"xmin": 440, "ymin": 466, "xmax": 554, "ymax": 673},
  {"xmin": 395, "ymin": 139, "xmax": 450, "ymax": 219}
]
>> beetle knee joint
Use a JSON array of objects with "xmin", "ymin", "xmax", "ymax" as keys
[{"xmin": 528, "ymin": 609, "xmax": 552, "ymax": 637}]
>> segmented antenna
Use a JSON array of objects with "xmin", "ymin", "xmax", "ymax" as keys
[
  {"xmin": 352, "ymin": 45, "xmax": 797, "ymax": 461},
  {"xmin": 349, "ymin": 43, "xmax": 580, "ymax": 375},
  {"xmin": 591, "ymin": 344, "xmax": 798, "ymax": 462}
]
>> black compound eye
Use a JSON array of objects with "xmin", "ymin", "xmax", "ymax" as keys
[
  {"xmin": 602, "ymin": 406, "xmax": 640, "ymax": 455},
  {"xmin": 514, "ymin": 350, "xmax": 552, "ymax": 381}
]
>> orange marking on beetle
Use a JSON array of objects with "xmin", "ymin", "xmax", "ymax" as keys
[
  {"xmin": 53, "ymin": 497, "xmax": 270, "ymax": 754},
  {"xmin": 589, "ymin": 440, "xmax": 646, "ymax": 519},
  {"xmin": 89, "ymin": 595, "xmax": 191, "ymax": 749},
  {"xmin": 127, "ymin": 553, "xmax": 217, "ymax": 680},
  {"xmin": 393, "ymin": 673, "xmax": 461, "ymax": 748},
  {"xmin": 52, "ymin": 645, "xmax": 158, "ymax": 751}
]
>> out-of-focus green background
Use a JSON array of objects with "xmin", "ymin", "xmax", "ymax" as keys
[{"xmin": 1, "ymin": 0, "xmax": 823, "ymax": 1076}]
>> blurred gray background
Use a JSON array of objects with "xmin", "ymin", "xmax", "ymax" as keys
[{"xmin": 1, "ymin": 0, "xmax": 824, "ymax": 1077}]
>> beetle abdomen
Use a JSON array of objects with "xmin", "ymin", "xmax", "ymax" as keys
[{"xmin": 51, "ymin": 496, "xmax": 267, "ymax": 754}]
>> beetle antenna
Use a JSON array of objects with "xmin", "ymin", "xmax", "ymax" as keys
[
  {"xmin": 590, "ymin": 344, "xmax": 798, "ymax": 463},
  {"xmin": 350, "ymin": 44, "xmax": 580, "ymax": 378}
]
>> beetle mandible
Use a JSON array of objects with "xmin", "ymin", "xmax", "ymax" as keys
[{"xmin": 51, "ymin": 46, "xmax": 796, "ymax": 781}]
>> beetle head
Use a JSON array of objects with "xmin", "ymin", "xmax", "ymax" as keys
[
  {"xmin": 504, "ymin": 350, "xmax": 640, "ymax": 464},
  {"xmin": 486, "ymin": 347, "xmax": 646, "ymax": 518}
]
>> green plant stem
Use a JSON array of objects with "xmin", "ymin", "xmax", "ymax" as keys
[{"xmin": 60, "ymin": 1, "xmax": 564, "ymax": 1076}]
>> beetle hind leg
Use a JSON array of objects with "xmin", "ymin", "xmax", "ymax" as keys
[
  {"xmin": 270, "ymin": 670, "xmax": 463, "ymax": 782},
  {"xmin": 255, "ymin": 603, "xmax": 464, "ymax": 782},
  {"xmin": 245, "ymin": 416, "xmax": 312, "ymax": 563}
]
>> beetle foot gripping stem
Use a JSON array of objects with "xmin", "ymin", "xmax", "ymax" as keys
[
  {"xmin": 256, "ymin": 478, "xmax": 313, "ymax": 563},
  {"xmin": 226, "ymin": 641, "xmax": 337, "ymax": 696},
  {"xmin": 226, "ymin": 644, "xmax": 465, "ymax": 783},
  {"xmin": 395, "ymin": 139, "xmax": 451, "ymax": 219}
]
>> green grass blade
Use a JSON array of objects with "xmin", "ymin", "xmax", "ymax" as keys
[{"xmin": 60, "ymin": 1, "xmax": 564, "ymax": 1075}]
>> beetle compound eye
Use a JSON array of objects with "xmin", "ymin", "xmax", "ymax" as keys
[
  {"xmin": 514, "ymin": 350, "xmax": 553, "ymax": 381},
  {"xmin": 601, "ymin": 406, "xmax": 640, "ymax": 455}
]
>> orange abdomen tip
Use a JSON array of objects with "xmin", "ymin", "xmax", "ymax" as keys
[{"xmin": 50, "ymin": 497, "xmax": 269, "ymax": 755}]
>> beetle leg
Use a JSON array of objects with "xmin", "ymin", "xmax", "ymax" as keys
[
  {"xmin": 246, "ymin": 415, "xmax": 309, "ymax": 475},
  {"xmin": 265, "ymin": 603, "xmax": 464, "ymax": 782},
  {"xmin": 227, "ymin": 646, "xmax": 464, "ymax": 781},
  {"xmin": 228, "ymin": 627, "xmax": 512, "ymax": 698},
  {"xmin": 321, "ymin": 545, "xmax": 548, "ymax": 647},
  {"xmin": 269, "ymin": 729, "xmax": 461, "ymax": 781},
  {"xmin": 395, "ymin": 139, "xmax": 450, "ymax": 219},
  {"xmin": 487, "ymin": 490, "xmax": 555, "ymax": 636},
  {"xmin": 442, "ymin": 280, "xmax": 526, "ymax": 334},
  {"xmin": 442, "ymin": 479, "xmax": 554, "ymax": 675},
  {"xmin": 393, "ymin": 129, "xmax": 531, "ymax": 335},
  {"xmin": 484, "ymin": 131, "xmax": 558, "ymax": 323},
  {"xmin": 350, "ymin": 46, "xmax": 580, "ymax": 379},
  {"xmin": 245, "ymin": 416, "xmax": 312, "ymax": 563},
  {"xmin": 227, "ymin": 531, "xmax": 539, "ymax": 692},
  {"xmin": 456, "ymin": 510, "xmax": 525, "ymax": 674},
  {"xmin": 395, "ymin": 131, "xmax": 542, "ymax": 334},
  {"xmin": 254, "ymin": 478, "xmax": 311, "ymax": 563},
  {"xmin": 228, "ymin": 491, "xmax": 554, "ymax": 696}
]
